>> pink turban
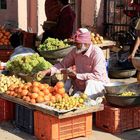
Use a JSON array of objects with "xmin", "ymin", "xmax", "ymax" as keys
[{"xmin": 73, "ymin": 28, "xmax": 91, "ymax": 44}]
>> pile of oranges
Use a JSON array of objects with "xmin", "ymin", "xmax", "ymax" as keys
[
  {"xmin": 6, "ymin": 81, "xmax": 68, "ymax": 104},
  {"xmin": 0, "ymin": 26, "xmax": 11, "ymax": 46},
  {"xmin": 91, "ymin": 32, "xmax": 104, "ymax": 44}
]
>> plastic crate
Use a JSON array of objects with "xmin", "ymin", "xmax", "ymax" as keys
[
  {"xmin": 96, "ymin": 105, "xmax": 136, "ymax": 134},
  {"xmin": 34, "ymin": 111, "xmax": 92, "ymax": 140},
  {"xmin": 15, "ymin": 104, "xmax": 34, "ymax": 135},
  {"xmin": 0, "ymin": 98, "xmax": 15, "ymax": 121},
  {"xmin": 133, "ymin": 107, "xmax": 140, "ymax": 128}
]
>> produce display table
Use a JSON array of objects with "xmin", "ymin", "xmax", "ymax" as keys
[
  {"xmin": 96, "ymin": 40, "xmax": 116, "ymax": 48},
  {"xmin": 0, "ymin": 93, "xmax": 104, "ymax": 119},
  {"xmin": 97, "ymin": 40, "xmax": 116, "ymax": 60}
]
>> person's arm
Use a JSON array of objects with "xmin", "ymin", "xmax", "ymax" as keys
[
  {"xmin": 50, "ymin": 49, "xmax": 75, "ymax": 75},
  {"xmin": 128, "ymin": 37, "xmax": 140, "ymax": 59}
]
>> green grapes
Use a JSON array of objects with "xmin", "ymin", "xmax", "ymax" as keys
[
  {"xmin": 6, "ymin": 54, "xmax": 52, "ymax": 74},
  {"xmin": 38, "ymin": 37, "xmax": 70, "ymax": 51}
]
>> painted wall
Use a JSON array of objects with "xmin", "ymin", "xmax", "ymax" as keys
[
  {"xmin": 81, "ymin": 0, "xmax": 104, "ymax": 34},
  {"xmin": 0, "ymin": 0, "xmax": 104, "ymax": 35},
  {"xmin": 37, "ymin": 0, "xmax": 46, "ymax": 36},
  {"xmin": 18, "ymin": 0, "xmax": 27, "ymax": 30},
  {"xmin": 0, "ymin": 0, "xmax": 18, "ymax": 26}
]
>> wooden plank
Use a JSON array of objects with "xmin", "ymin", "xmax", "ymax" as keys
[
  {"xmin": 58, "ymin": 104, "xmax": 104, "ymax": 119},
  {"xmin": 96, "ymin": 40, "xmax": 116, "ymax": 49},
  {"xmin": 35, "ymin": 103, "xmax": 104, "ymax": 119},
  {"xmin": 0, "ymin": 93, "xmax": 35, "ymax": 109},
  {"xmin": 0, "ymin": 93, "xmax": 104, "ymax": 119}
]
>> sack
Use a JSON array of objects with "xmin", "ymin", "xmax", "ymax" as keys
[{"xmin": 135, "ymin": 18, "xmax": 140, "ymax": 30}]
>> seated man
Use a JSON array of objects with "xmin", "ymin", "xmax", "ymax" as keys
[
  {"xmin": 9, "ymin": 31, "xmax": 36, "ymax": 60},
  {"xmin": 38, "ymin": 28, "xmax": 110, "ymax": 99}
]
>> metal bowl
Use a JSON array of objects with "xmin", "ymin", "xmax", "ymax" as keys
[
  {"xmin": 38, "ymin": 45, "xmax": 75, "ymax": 59},
  {"xmin": 132, "ymin": 57, "xmax": 140, "ymax": 71},
  {"xmin": 108, "ymin": 69, "xmax": 136, "ymax": 78},
  {"xmin": 105, "ymin": 93, "xmax": 140, "ymax": 107},
  {"xmin": 104, "ymin": 82, "xmax": 128, "ymax": 94},
  {"xmin": 105, "ymin": 82, "xmax": 140, "ymax": 107}
]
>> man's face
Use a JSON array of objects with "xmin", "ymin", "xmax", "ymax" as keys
[{"xmin": 75, "ymin": 43, "xmax": 89, "ymax": 54}]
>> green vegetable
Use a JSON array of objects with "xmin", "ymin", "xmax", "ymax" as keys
[
  {"xmin": 38, "ymin": 37, "xmax": 70, "ymax": 51},
  {"xmin": 6, "ymin": 54, "xmax": 52, "ymax": 74}
]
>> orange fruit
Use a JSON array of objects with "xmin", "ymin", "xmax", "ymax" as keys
[
  {"xmin": 10, "ymin": 91, "xmax": 15, "ymax": 96},
  {"xmin": 21, "ymin": 90, "xmax": 28, "ymax": 96},
  {"xmin": 32, "ymin": 81, "xmax": 40, "ymax": 87},
  {"xmin": 22, "ymin": 95, "xmax": 27, "ymax": 100},
  {"xmin": 55, "ymin": 94, "xmax": 62, "ymax": 102},
  {"xmin": 30, "ymin": 99, "xmax": 36, "ymax": 104},
  {"xmin": 31, "ymin": 93, "xmax": 38, "ymax": 99},
  {"xmin": 38, "ymin": 91, "xmax": 45, "ymax": 97},
  {"xmin": 56, "ymin": 81, "xmax": 64, "ymax": 88},
  {"xmin": 62, "ymin": 93, "xmax": 69, "ymax": 98},
  {"xmin": 53, "ymin": 86, "xmax": 58, "ymax": 92},
  {"xmin": 57, "ymin": 88, "xmax": 65, "ymax": 95},
  {"xmin": 32, "ymin": 87, "xmax": 40, "ymax": 93},
  {"xmin": 48, "ymin": 93, "xmax": 52, "ymax": 97},
  {"xmin": 44, "ymin": 95, "xmax": 50, "ymax": 102},
  {"xmin": 36, "ymin": 96, "xmax": 44, "ymax": 103},
  {"xmin": 50, "ymin": 96, "xmax": 56, "ymax": 103},
  {"xmin": 44, "ymin": 84, "xmax": 49, "ymax": 88},
  {"xmin": 48, "ymin": 86, "xmax": 54, "ymax": 93},
  {"xmin": 17, "ymin": 87, "xmax": 22, "ymax": 93},
  {"xmin": 39, "ymin": 84, "xmax": 45, "ymax": 91},
  {"xmin": 26, "ymin": 82, "xmax": 32, "ymax": 87},
  {"xmin": 43, "ymin": 88, "xmax": 50, "ymax": 95},
  {"xmin": 6, "ymin": 91, "xmax": 10, "ymax": 95},
  {"xmin": 25, "ymin": 96, "xmax": 31, "ymax": 102},
  {"xmin": 22, "ymin": 85, "xmax": 29, "ymax": 90}
]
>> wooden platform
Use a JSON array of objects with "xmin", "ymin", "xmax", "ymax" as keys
[{"xmin": 0, "ymin": 93, "xmax": 104, "ymax": 119}]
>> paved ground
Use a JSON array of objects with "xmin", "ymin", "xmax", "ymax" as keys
[
  {"xmin": 0, "ymin": 121, "xmax": 140, "ymax": 140},
  {"xmin": 0, "ymin": 77, "xmax": 139, "ymax": 140}
]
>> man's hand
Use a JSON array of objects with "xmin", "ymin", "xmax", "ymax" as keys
[
  {"xmin": 61, "ymin": 69, "xmax": 76, "ymax": 79},
  {"xmin": 36, "ymin": 69, "xmax": 51, "ymax": 80},
  {"xmin": 67, "ymin": 70, "xmax": 76, "ymax": 80}
]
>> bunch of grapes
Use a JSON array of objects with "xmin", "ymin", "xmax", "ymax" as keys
[
  {"xmin": 38, "ymin": 37, "xmax": 70, "ymax": 51},
  {"xmin": 6, "ymin": 54, "xmax": 52, "ymax": 74}
]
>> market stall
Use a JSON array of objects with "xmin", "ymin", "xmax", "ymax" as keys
[
  {"xmin": 0, "ymin": 28, "xmax": 118, "ymax": 140},
  {"xmin": 0, "ymin": 76, "xmax": 104, "ymax": 139}
]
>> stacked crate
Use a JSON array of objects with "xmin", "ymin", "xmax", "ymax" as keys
[{"xmin": 96, "ymin": 104, "xmax": 140, "ymax": 134}]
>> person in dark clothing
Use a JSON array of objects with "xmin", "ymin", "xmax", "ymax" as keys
[
  {"xmin": 9, "ymin": 31, "xmax": 36, "ymax": 60},
  {"xmin": 41, "ymin": 0, "xmax": 76, "ymax": 43},
  {"xmin": 44, "ymin": 0, "xmax": 61, "ymax": 22}
]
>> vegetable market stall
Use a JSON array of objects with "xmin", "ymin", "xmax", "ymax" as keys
[{"xmin": 0, "ymin": 92, "xmax": 104, "ymax": 140}]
